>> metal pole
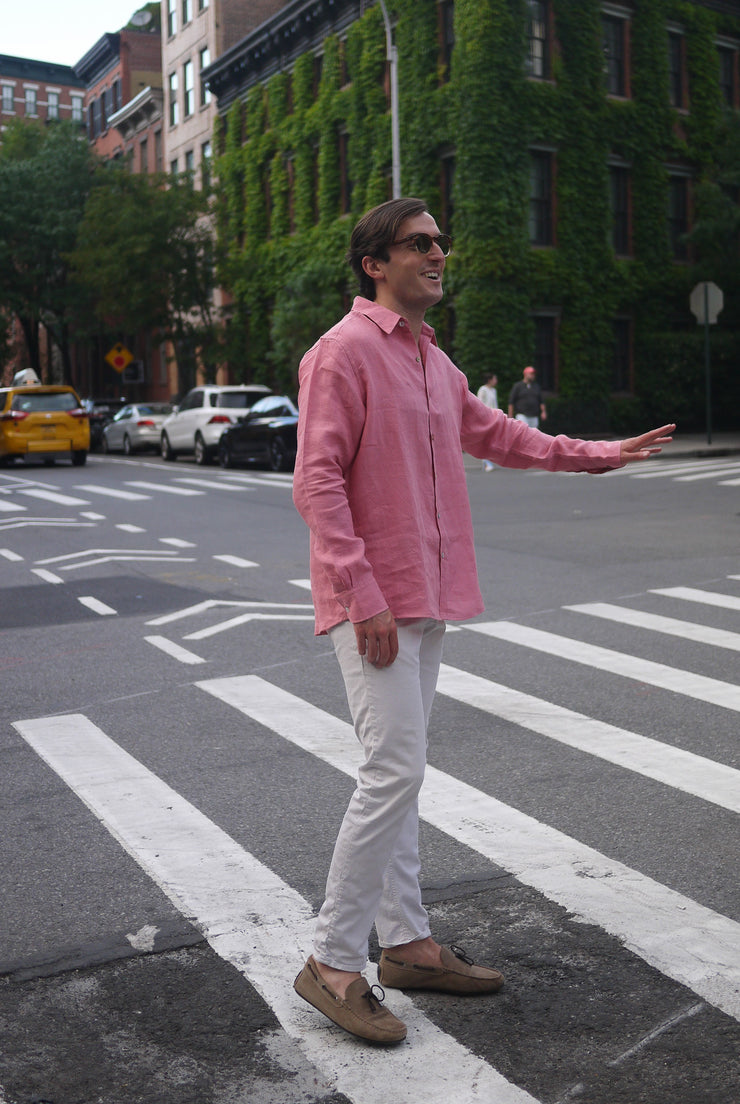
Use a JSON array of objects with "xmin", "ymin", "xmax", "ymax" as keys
[
  {"xmin": 377, "ymin": 0, "xmax": 401, "ymax": 198},
  {"xmin": 704, "ymin": 283, "xmax": 712, "ymax": 445}
]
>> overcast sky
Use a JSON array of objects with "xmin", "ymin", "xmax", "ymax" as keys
[{"xmin": 4, "ymin": 1, "xmax": 151, "ymax": 67}]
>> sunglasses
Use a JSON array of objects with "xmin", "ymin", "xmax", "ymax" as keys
[{"xmin": 391, "ymin": 232, "xmax": 452, "ymax": 257}]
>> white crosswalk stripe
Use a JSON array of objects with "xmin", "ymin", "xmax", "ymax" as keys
[
  {"xmin": 650, "ymin": 585, "xmax": 740, "ymax": 612},
  {"xmin": 565, "ymin": 600, "xmax": 740, "ymax": 651},
  {"xmin": 197, "ymin": 675, "xmax": 740, "ymax": 1022},
  {"xmin": 11, "ymin": 713, "xmax": 540, "ymax": 1104}
]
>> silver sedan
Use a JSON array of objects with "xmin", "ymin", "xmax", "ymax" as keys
[{"xmin": 102, "ymin": 403, "xmax": 174, "ymax": 455}]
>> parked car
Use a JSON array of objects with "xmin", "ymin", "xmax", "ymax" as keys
[
  {"xmin": 160, "ymin": 384, "xmax": 272, "ymax": 464},
  {"xmin": 0, "ymin": 380, "xmax": 89, "ymax": 466},
  {"xmin": 218, "ymin": 394, "xmax": 298, "ymax": 472},
  {"xmin": 102, "ymin": 402, "xmax": 174, "ymax": 455},
  {"xmin": 83, "ymin": 397, "xmax": 128, "ymax": 450}
]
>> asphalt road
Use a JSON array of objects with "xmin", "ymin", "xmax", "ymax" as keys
[{"xmin": 1, "ymin": 447, "xmax": 738, "ymax": 1104}]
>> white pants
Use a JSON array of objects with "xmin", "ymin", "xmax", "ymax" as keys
[
  {"xmin": 313, "ymin": 617, "xmax": 446, "ymax": 971},
  {"xmin": 515, "ymin": 413, "xmax": 539, "ymax": 428}
]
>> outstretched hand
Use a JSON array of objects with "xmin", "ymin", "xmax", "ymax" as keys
[{"xmin": 620, "ymin": 424, "xmax": 676, "ymax": 464}]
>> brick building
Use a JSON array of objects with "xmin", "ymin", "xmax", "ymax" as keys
[{"xmin": 0, "ymin": 55, "xmax": 85, "ymax": 138}]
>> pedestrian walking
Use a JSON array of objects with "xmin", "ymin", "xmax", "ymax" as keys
[
  {"xmin": 508, "ymin": 365, "xmax": 546, "ymax": 427},
  {"xmin": 477, "ymin": 373, "xmax": 498, "ymax": 470}
]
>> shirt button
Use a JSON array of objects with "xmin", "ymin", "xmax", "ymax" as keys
[
  {"xmin": 441, "ymin": 551, "xmax": 446, "ymax": 559},
  {"xmin": 399, "ymin": 320, "xmax": 405, "ymax": 327}
]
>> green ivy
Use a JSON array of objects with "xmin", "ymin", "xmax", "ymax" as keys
[{"xmin": 212, "ymin": 0, "xmax": 740, "ymax": 430}]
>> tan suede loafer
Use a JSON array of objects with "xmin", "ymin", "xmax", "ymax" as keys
[
  {"xmin": 294, "ymin": 955, "xmax": 407, "ymax": 1044},
  {"xmin": 378, "ymin": 944, "xmax": 504, "ymax": 995}
]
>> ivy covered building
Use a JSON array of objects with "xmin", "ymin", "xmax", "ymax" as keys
[{"xmin": 205, "ymin": 0, "xmax": 740, "ymax": 433}]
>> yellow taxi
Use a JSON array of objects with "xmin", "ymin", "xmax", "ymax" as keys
[{"xmin": 0, "ymin": 372, "xmax": 90, "ymax": 466}]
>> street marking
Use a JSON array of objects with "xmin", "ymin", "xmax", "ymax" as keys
[
  {"xmin": 289, "ymin": 578, "xmax": 312, "ymax": 592},
  {"xmin": 674, "ymin": 465, "xmax": 740, "ymax": 482},
  {"xmin": 0, "ymin": 501, "xmax": 26, "ymax": 513},
  {"xmin": 0, "ymin": 549, "xmax": 23, "ymax": 561},
  {"xmin": 213, "ymin": 554, "xmax": 258, "ymax": 568},
  {"xmin": 117, "ymin": 523, "xmax": 146, "ymax": 533},
  {"xmin": 36, "ymin": 548, "xmax": 192, "ymax": 566},
  {"xmin": 80, "ymin": 511, "xmax": 106, "ymax": 520},
  {"xmin": 220, "ymin": 473, "xmax": 292, "ymax": 488},
  {"xmin": 465, "ymin": 622, "xmax": 740, "ymax": 712},
  {"xmin": 125, "ymin": 481, "xmax": 203, "ymax": 496},
  {"xmin": 435, "ymin": 665, "xmax": 740, "ymax": 813},
  {"xmin": 719, "ymin": 477, "xmax": 740, "ymax": 486},
  {"xmin": 146, "ymin": 598, "xmax": 314, "ymax": 627},
  {"xmin": 18, "ymin": 489, "xmax": 90, "ymax": 506},
  {"xmin": 650, "ymin": 586, "xmax": 740, "ymax": 612},
  {"xmin": 565, "ymin": 601, "xmax": 740, "ymax": 652},
  {"xmin": 144, "ymin": 636, "xmax": 207, "ymax": 665},
  {"xmin": 184, "ymin": 612, "xmax": 315, "ymax": 640},
  {"xmin": 75, "ymin": 483, "xmax": 150, "ymax": 500},
  {"xmin": 31, "ymin": 568, "xmax": 64, "ymax": 584},
  {"xmin": 159, "ymin": 537, "xmax": 196, "ymax": 548},
  {"xmin": 78, "ymin": 596, "xmax": 117, "ymax": 616},
  {"xmin": 0, "ymin": 517, "xmax": 95, "ymax": 531},
  {"xmin": 173, "ymin": 477, "xmax": 249, "ymax": 491},
  {"xmin": 630, "ymin": 459, "xmax": 740, "ymax": 479},
  {"xmin": 198, "ymin": 676, "xmax": 740, "ymax": 1022},
  {"xmin": 11, "ymin": 713, "xmax": 539, "ymax": 1104}
]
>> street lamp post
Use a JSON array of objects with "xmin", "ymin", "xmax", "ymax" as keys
[{"xmin": 377, "ymin": 0, "xmax": 401, "ymax": 198}]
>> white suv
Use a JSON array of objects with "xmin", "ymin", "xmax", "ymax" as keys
[{"xmin": 160, "ymin": 384, "xmax": 271, "ymax": 464}]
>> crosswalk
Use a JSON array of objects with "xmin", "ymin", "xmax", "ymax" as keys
[
  {"xmin": 531, "ymin": 456, "xmax": 740, "ymax": 486},
  {"xmin": 8, "ymin": 570, "xmax": 740, "ymax": 1103}
]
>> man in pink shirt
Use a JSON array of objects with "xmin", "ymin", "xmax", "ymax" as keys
[{"xmin": 292, "ymin": 197, "xmax": 674, "ymax": 1045}]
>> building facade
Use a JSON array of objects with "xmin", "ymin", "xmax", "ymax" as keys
[
  {"xmin": 0, "ymin": 55, "xmax": 85, "ymax": 138},
  {"xmin": 206, "ymin": 0, "xmax": 740, "ymax": 433}
]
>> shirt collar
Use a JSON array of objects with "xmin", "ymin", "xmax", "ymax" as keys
[{"xmin": 352, "ymin": 296, "xmax": 438, "ymax": 346}]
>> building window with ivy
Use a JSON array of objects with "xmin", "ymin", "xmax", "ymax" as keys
[
  {"xmin": 529, "ymin": 150, "xmax": 554, "ymax": 246},
  {"xmin": 168, "ymin": 0, "xmax": 177, "ymax": 38},
  {"xmin": 612, "ymin": 318, "xmax": 632, "ymax": 392},
  {"xmin": 718, "ymin": 44, "xmax": 738, "ymax": 108},
  {"xmin": 169, "ymin": 72, "xmax": 179, "ymax": 126},
  {"xmin": 667, "ymin": 173, "xmax": 690, "ymax": 260},
  {"xmin": 527, "ymin": 0, "xmax": 549, "ymax": 79},
  {"xmin": 438, "ymin": 1, "xmax": 455, "ymax": 82},
  {"xmin": 532, "ymin": 315, "xmax": 557, "ymax": 391},
  {"xmin": 668, "ymin": 31, "xmax": 686, "ymax": 109},
  {"xmin": 602, "ymin": 13, "xmax": 629, "ymax": 98},
  {"xmin": 609, "ymin": 163, "xmax": 630, "ymax": 255}
]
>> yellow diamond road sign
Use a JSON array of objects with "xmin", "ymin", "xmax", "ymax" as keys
[{"xmin": 105, "ymin": 343, "xmax": 134, "ymax": 373}]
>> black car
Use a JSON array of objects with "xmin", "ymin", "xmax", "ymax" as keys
[
  {"xmin": 84, "ymin": 397, "xmax": 128, "ymax": 450},
  {"xmin": 218, "ymin": 395, "xmax": 298, "ymax": 472}
]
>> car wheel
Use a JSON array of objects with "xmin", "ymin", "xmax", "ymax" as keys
[
  {"xmin": 269, "ymin": 435, "xmax": 288, "ymax": 472},
  {"xmin": 123, "ymin": 434, "xmax": 132, "ymax": 456},
  {"xmin": 71, "ymin": 450, "xmax": 87, "ymax": 467},
  {"xmin": 219, "ymin": 440, "xmax": 233, "ymax": 469},
  {"xmin": 194, "ymin": 433, "xmax": 210, "ymax": 465},
  {"xmin": 161, "ymin": 432, "xmax": 177, "ymax": 461}
]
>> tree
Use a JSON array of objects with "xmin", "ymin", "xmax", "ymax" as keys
[
  {"xmin": 0, "ymin": 120, "xmax": 98, "ymax": 380},
  {"xmin": 69, "ymin": 167, "xmax": 218, "ymax": 376}
]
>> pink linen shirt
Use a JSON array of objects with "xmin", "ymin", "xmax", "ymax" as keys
[{"xmin": 293, "ymin": 297, "xmax": 623, "ymax": 635}]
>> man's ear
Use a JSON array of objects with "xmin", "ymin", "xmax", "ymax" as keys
[{"xmin": 361, "ymin": 255, "xmax": 385, "ymax": 284}]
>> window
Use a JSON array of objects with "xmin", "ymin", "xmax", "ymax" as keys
[
  {"xmin": 111, "ymin": 78, "xmax": 121, "ymax": 114},
  {"xmin": 529, "ymin": 150, "xmax": 554, "ymax": 246},
  {"xmin": 140, "ymin": 137, "xmax": 148, "ymax": 173},
  {"xmin": 612, "ymin": 318, "xmax": 632, "ymax": 392},
  {"xmin": 154, "ymin": 129, "xmax": 163, "ymax": 172},
  {"xmin": 718, "ymin": 45, "xmax": 738, "ymax": 108},
  {"xmin": 527, "ymin": 0, "xmax": 550, "ymax": 79},
  {"xmin": 170, "ymin": 157, "xmax": 179, "ymax": 175},
  {"xmin": 168, "ymin": 72, "xmax": 179, "ymax": 126},
  {"xmin": 609, "ymin": 164, "xmax": 630, "ymax": 255},
  {"xmin": 185, "ymin": 149, "xmax": 195, "ymax": 175},
  {"xmin": 71, "ymin": 95, "xmax": 83, "ymax": 123},
  {"xmin": 667, "ymin": 173, "xmax": 690, "ymax": 260},
  {"xmin": 438, "ymin": 1, "xmax": 455, "ymax": 81},
  {"xmin": 184, "ymin": 60, "xmax": 194, "ymax": 117},
  {"xmin": 47, "ymin": 91, "xmax": 59, "ymax": 119},
  {"xmin": 182, "ymin": 0, "xmax": 192, "ymax": 24},
  {"xmin": 25, "ymin": 87, "xmax": 37, "ymax": 116},
  {"xmin": 602, "ymin": 14, "xmax": 629, "ymax": 97},
  {"xmin": 201, "ymin": 140, "xmax": 212, "ymax": 189},
  {"xmin": 168, "ymin": 0, "xmax": 177, "ymax": 37},
  {"xmin": 199, "ymin": 47, "xmax": 211, "ymax": 106},
  {"xmin": 668, "ymin": 31, "xmax": 686, "ymax": 109},
  {"xmin": 532, "ymin": 315, "xmax": 557, "ymax": 391},
  {"xmin": 1, "ymin": 85, "xmax": 13, "ymax": 114},
  {"xmin": 198, "ymin": 0, "xmax": 209, "ymax": 9}
]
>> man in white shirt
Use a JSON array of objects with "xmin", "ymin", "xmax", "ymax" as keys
[{"xmin": 476, "ymin": 373, "xmax": 498, "ymax": 470}]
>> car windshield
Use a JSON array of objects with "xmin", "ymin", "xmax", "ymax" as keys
[
  {"xmin": 214, "ymin": 391, "xmax": 266, "ymax": 409},
  {"xmin": 249, "ymin": 396, "xmax": 295, "ymax": 416},
  {"xmin": 12, "ymin": 392, "xmax": 78, "ymax": 413}
]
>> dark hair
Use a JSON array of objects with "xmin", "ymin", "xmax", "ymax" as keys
[{"xmin": 346, "ymin": 197, "xmax": 429, "ymax": 300}]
